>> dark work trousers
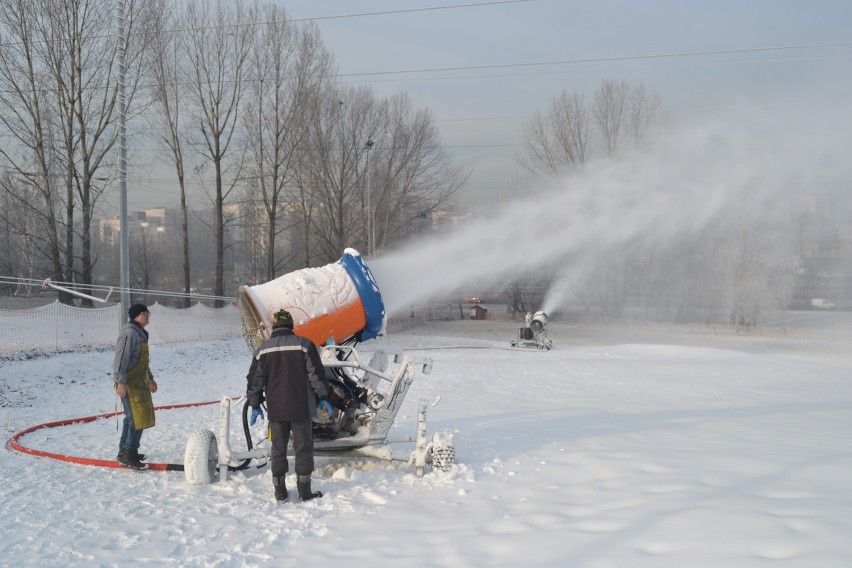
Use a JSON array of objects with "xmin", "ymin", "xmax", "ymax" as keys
[
  {"xmin": 119, "ymin": 395, "xmax": 143, "ymax": 452},
  {"xmin": 269, "ymin": 419, "xmax": 314, "ymax": 477}
]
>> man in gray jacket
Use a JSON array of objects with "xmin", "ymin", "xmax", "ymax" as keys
[
  {"xmin": 246, "ymin": 309, "xmax": 331, "ymax": 502},
  {"xmin": 113, "ymin": 303, "xmax": 158, "ymax": 470}
]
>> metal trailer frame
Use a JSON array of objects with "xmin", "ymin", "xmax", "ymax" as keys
[{"xmin": 185, "ymin": 345, "xmax": 453, "ymax": 484}]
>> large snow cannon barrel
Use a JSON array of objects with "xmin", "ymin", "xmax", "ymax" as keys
[
  {"xmin": 236, "ymin": 248, "xmax": 385, "ymax": 351},
  {"xmin": 530, "ymin": 311, "xmax": 548, "ymax": 335}
]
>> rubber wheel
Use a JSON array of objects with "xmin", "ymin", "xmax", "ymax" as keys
[{"xmin": 184, "ymin": 429, "xmax": 218, "ymax": 485}]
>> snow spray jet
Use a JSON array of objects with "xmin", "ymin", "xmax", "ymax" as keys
[
  {"xmin": 539, "ymin": 256, "xmax": 597, "ymax": 316},
  {"xmin": 370, "ymin": 97, "xmax": 852, "ymax": 317}
]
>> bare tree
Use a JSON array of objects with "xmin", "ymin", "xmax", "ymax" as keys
[
  {"xmin": 50, "ymin": 0, "xmax": 152, "ymax": 305},
  {"xmin": 0, "ymin": 173, "xmax": 50, "ymax": 287},
  {"xmin": 517, "ymin": 79, "xmax": 662, "ymax": 178},
  {"xmin": 370, "ymin": 93, "xmax": 467, "ymax": 251},
  {"xmin": 303, "ymin": 87, "xmax": 379, "ymax": 262},
  {"xmin": 593, "ymin": 79, "xmax": 629, "ymax": 158},
  {"xmin": 0, "ymin": 0, "xmax": 152, "ymax": 306},
  {"xmin": 0, "ymin": 0, "xmax": 69, "ymax": 301},
  {"xmin": 150, "ymin": 0, "xmax": 192, "ymax": 306},
  {"xmin": 236, "ymin": 182, "xmax": 267, "ymax": 284},
  {"xmin": 625, "ymin": 83, "xmax": 663, "ymax": 151},
  {"xmin": 516, "ymin": 91, "xmax": 590, "ymax": 177},
  {"xmin": 182, "ymin": 0, "xmax": 251, "ymax": 305},
  {"xmin": 243, "ymin": 6, "xmax": 331, "ymax": 280},
  {"xmin": 302, "ymin": 86, "xmax": 468, "ymax": 263},
  {"xmin": 131, "ymin": 226, "xmax": 161, "ymax": 305}
]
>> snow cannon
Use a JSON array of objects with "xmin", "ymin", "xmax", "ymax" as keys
[
  {"xmin": 529, "ymin": 311, "xmax": 548, "ymax": 334},
  {"xmin": 188, "ymin": 248, "xmax": 455, "ymax": 486},
  {"xmin": 236, "ymin": 248, "xmax": 385, "ymax": 351},
  {"xmin": 510, "ymin": 310, "xmax": 553, "ymax": 351}
]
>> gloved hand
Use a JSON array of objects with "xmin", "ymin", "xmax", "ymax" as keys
[
  {"xmin": 318, "ymin": 399, "xmax": 333, "ymax": 418},
  {"xmin": 250, "ymin": 406, "xmax": 264, "ymax": 426}
]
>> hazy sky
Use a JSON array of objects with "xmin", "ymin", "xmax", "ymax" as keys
[
  {"xmin": 123, "ymin": 0, "xmax": 852, "ymax": 211},
  {"xmin": 274, "ymin": 0, "xmax": 852, "ymax": 204}
]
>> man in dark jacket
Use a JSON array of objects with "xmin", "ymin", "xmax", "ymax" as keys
[
  {"xmin": 246, "ymin": 309, "xmax": 331, "ymax": 502},
  {"xmin": 113, "ymin": 303, "xmax": 158, "ymax": 470}
]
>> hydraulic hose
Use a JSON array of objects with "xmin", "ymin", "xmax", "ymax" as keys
[
  {"xmin": 6, "ymin": 397, "xmax": 265, "ymax": 473},
  {"xmin": 229, "ymin": 399, "xmax": 259, "ymax": 472},
  {"xmin": 6, "ymin": 400, "xmax": 225, "ymax": 471}
]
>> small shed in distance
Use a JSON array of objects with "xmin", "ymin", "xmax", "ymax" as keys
[{"xmin": 469, "ymin": 305, "xmax": 488, "ymax": 320}]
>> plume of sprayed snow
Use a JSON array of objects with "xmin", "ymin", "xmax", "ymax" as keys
[{"xmin": 370, "ymin": 99, "xmax": 852, "ymax": 317}]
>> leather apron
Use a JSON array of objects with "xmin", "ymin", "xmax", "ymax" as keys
[{"xmin": 125, "ymin": 343, "xmax": 155, "ymax": 430}]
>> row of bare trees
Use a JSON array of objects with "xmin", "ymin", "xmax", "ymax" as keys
[
  {"xmin": 0, "ymin": 0, "xmax": 466, "ymax": 306},
  {"xmin": 0, "ymin": 0, "xmax": 152, "ymax": 304},
  {"xmin": 516, "ymin": 80, "xmax": 664, "ymax": 177}
]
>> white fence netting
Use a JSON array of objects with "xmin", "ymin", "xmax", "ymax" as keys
[{"xmin": 0, "ymin": 301, "xmax": 242, "ymax": 357}]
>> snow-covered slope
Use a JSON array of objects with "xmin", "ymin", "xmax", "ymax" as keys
[{"xmin": 2, "ymin": 319, "xmax": 851, "ymax": 567}]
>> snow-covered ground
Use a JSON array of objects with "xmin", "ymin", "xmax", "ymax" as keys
[{"xmin": 2, "ymin": 318, "xmax": 852, "ymax": 567}]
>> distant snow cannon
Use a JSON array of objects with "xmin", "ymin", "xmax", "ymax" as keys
[
  {"xmin": 236, "ymin": 248, "xmax": 385, "ymax": 351},
  {"xmin": 529, "ymin": 311, "xmax": 547, "ymax": 335},
  {"xmin": 511, "ymin": 310, "xmax": 553, "ymax": 351}
]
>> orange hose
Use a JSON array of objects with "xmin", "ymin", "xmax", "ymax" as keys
[{"xmin": 6, "ymin": 399, "xmax": 233, "ymax": 471}]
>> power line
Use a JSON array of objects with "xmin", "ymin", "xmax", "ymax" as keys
[
  {"xmin": 437, "ymin": 116, "xmax": 528, "ymax": 122},
  {"xmin": 2, "ymin": 39, "xmax": 849, "ymax": 99},
  {"xmin": 0, "ymin": 1, "xmax": 534, "ymax": 48},
  {"xmin": 337, "ymin": 41, "xmax": 852, "ymax": 77},
  {"xmin": 340, "ymin": 51, "xmax": 852, "ymax": 86},
  {"xmin": 286, "ymin": 0, "xmax": 535, "ymax": 23}
]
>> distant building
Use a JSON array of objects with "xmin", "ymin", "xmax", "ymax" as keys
[
  {"xmin": 469, "ymin": 305, "xmax": 488, "ymax": 320},
  {"xmin": 98, "ymin": 207, "xmax": 206, "ymax": 246}
]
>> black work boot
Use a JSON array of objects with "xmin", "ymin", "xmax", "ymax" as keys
[
  {"xmin": 297, "ymin": 474, "xmax": 322, "ymax": 501},
  {"xmin": 273, "ymin": 476, "xmax": 288, "ymax": 501},
  {"xmin": 117, "ymin": 449, "xmax": 146, "ymax": 464},
  {"xmin": 122, "ymin": 449, "xmax": 149, "ymax": 471}
]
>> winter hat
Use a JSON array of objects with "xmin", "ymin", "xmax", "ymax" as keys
[
  {"xmin": 128, "ymin": 303, "xmax": 149, "ymax": 320},
  {"xmin": 272, "ymin": 309, "xmax": 294, "ymax": 329}
]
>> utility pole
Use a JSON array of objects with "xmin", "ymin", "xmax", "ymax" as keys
[
  {"xmin": 365, "ymin": 139, "xmax": 374, "ymax": 257},
  {"xmin": 117, "ymin": 0, "xmax": 130, "ymax": 319}
]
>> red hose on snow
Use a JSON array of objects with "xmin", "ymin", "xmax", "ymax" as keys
[{"xmin": 5, "ymin": 399, "xmax": 228, "ymax": 471}]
